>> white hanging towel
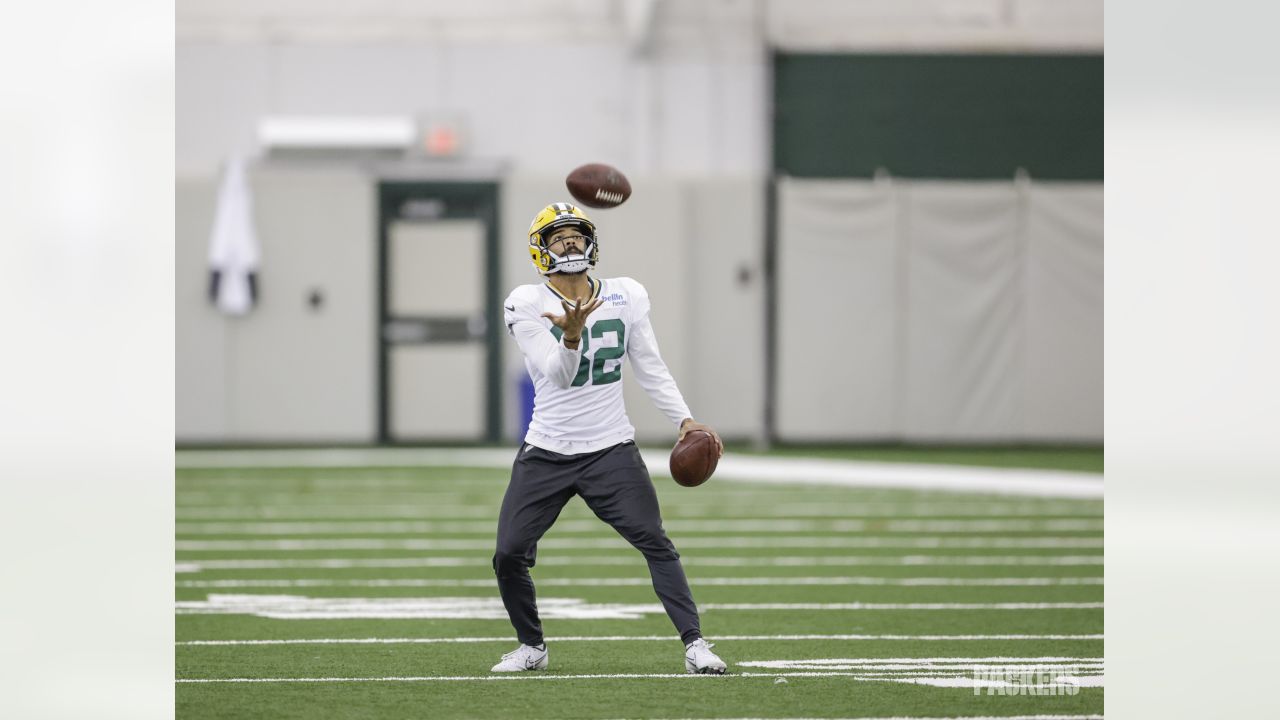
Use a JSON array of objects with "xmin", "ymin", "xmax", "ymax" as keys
[{"xmin": 207, "ymin": 154, "xmax": 260, "ymax": 315}]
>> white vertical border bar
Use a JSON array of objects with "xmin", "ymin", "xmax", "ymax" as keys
[
  {"xmin": 1107, "ymin": 1, "xmax": 1280, "ymax": 718},
  {"xmin": 0, "ymin": 0, "xmax": 175, "ymax": 718}
]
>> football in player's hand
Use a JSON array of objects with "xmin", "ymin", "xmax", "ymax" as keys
[
  {"xmin": 566, "ymin": 163, "xmax": 632, "ymax": 209},
  {"xmin": 669, "ymin": 430, "xmax": 719, "ymax": 488}
]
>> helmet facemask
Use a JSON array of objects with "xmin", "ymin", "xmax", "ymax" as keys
[
  {"xmin": 528, "ymin": 203, "xmax": 599, "ymax": 276},
  {"xmin": 541, "ymin": 223, "xmax": 595, "ymax": 275}
]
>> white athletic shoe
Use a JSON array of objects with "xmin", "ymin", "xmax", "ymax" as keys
[
  {"xmin": 684, "ymin": 638, "xmax": 727, "ymax": 675},
  {"xmin": 490, "ymin": 643, "xmax": 548, "ymax": 673}
]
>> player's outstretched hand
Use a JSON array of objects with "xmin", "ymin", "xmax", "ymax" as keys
[
  {"xmin": 542, "ymin": 296, "xmax": 604, "ymax": 343},
  {"xmin": 679, "ymin": 418, "xmax": 724, "ymax": 457}
]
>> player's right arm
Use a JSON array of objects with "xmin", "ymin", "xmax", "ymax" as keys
[{"xmin": 504, "ymin": 289, "xmax": 595, "ymax": 389}]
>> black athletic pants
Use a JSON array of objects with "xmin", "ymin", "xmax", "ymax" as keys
[{"xmin": 492, "ymin": 440, "xmax": 701, "ymax": 647}]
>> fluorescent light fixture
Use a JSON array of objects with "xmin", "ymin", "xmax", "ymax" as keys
[{"xmin": 258, "ymin": 115, "xmax": 416, "ymax": 150}]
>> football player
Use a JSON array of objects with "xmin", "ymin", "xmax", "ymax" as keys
[{"xmin": 490, "ymin": 202, "xmax": 727, "ymax": 675}]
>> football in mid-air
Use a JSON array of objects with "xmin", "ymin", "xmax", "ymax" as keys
[
  {"xmin": 566, "ymin": 163, "xmax": 632, "ymax": 209},
  {"xmin": 669, "ymin": 430, "xmax": 719, "ymax": 488}
]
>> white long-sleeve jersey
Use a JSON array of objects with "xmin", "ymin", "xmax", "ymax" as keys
[{"xmin": 504, "ymin": 276, "xmax": 691, "ymax": 455}]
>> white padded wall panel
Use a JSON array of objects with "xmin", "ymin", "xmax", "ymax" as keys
[
  {"xmin": 773, "ymin": 178, "xmax": 1103, "ymax": 442},
  {"xmin": 776, "ymin": 178, "xmax": 900, "ymax": 440},
  {"xmin": 901, "ymin": 182, "xmax": 1022, "ymax": 440},
  {"xmin": 1023, "ymin": 184, "xmax": 1103, "ymax": 440}
]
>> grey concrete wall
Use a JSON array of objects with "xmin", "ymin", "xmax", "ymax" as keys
[
  {"xmin": 176, "ymin": 42, "xmax": 767, "ymax": 180},
  {"xmin": 176, "ymin": 180, "xmax": 229, "ymax": 440},
  {"xmin": 176, "ymin": 166, "xmax": 376, "ymax": 442}
]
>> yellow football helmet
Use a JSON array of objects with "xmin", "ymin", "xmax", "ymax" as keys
[{"xmin": 527, "ymin": 202, "xmax": 599, "ymax": 275}]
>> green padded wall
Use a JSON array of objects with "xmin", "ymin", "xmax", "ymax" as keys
[{"xmin": 773, "ymin": 54, "xmax": 1103, "ymax": 180}]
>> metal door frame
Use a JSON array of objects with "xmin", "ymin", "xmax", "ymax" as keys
[{"xmin": 376, "ymin": 181, "xmax": 501, "ymax": 443}]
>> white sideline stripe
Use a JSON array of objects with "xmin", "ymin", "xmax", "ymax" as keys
[
  {"xmin": 659, "ymin": 453, "xmax": 1102, "ymax": 499},
  {"xmin": 174, "ymin": 555, "xmax": 1104, "ymax": 572},
  {"xmin": 174, "ymin": 518, "xmax": 1104, "ymax": 535},
  {"xmin": 171, "ymin": 672, "xmax": 733, "ymax": 683},
  {"xmin": 175, "ymin": 536, "xmax": 1103, "ymax": 551},
  {"xmin": 176, "ymin": 672, "xmax": 1106, "ymax": 686},
  {"xmin": 176, "ymin": 448, "xmax": 1102, "ymax": 499},
  {"xmin": 178, "ymin": 633, "xmax": 1104, "ymax": 646},
  {"xmin": 176, "ymin": 576, "xmax": 1103, "ymax": 589}
]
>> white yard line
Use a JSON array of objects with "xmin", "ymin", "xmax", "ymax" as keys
[
  {"xmin": 176, "ymin": 506, "xmax": 503, "ymax": 520},
  {"xmin": 802, "ymin": 667, "xmax": 1102, "ymax": 673},
  {"xmin": 175, "ymin": 536, "xmax": 1103, "ymax": 551},
  {"xmin": 624, "ymin": 712, "xmax": 1105, "ymax": 717},
  {"xmin": 175, "ymin": 671, "xmax": 1104, "ymax": 687},
  {"xmin": 174, "ymin": 519, "xmax": 1103, "ymax": 535},
  {"xmin": 178, "ymin": 633, "xmax": 1104, "ymax": 646},
  {"xmin": 684, "ymin": 555, "xmax": 1104, "ymax": 567},
  {"xmin": 176, "ymin": 576, "xmax": 1103, "ymax": 589},
  {"xmin": 736, "ymin": 657, "xmax": 1101, "ymax": 666},
  {"xmin": 175, "ymin": 555, "xmax": 1103, "ymax": 572},
  {"xmin": 627, "ymin": 712, "xmax": 1100, "ymax": 717},
  {"xmin": 176, "ymin": 448, "xmax": 1102, "ymax": 499},
  {"xmin": 174, "ymin": 595, "xmax": 1102, "ymax": 619},
  {"xmin": 177, "ymin": 502, "xmax": 1100, "ymax": 517},
  {"xmin": 703, "ymin": 602, "xmax": 1102, "ymax": 610},
  {"xmin": 177, "ymin": 448, "xmax": 519, "ymax": 469},
  {"xmin": 171, "ymin": 673, "xmax": 742, "ymax": 683}
]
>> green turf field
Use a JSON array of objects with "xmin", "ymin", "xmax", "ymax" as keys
[{"xmin": 176, "ymin": 458, "xmax": 1103, "ymax": 719}]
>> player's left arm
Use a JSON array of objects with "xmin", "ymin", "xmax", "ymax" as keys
[{"xmin": 625, "ymin": 288, "xmax": 723, "ymax": 456}]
